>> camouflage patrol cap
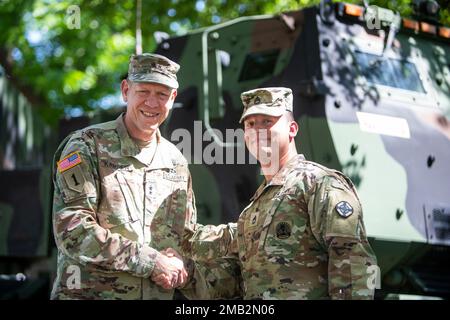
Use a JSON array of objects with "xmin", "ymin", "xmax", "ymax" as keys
[
  {"xmin": 240, "ymin": 87, "xmax": 293, "ymax": 123},
  {"xmin": 127, "ymin": 53, "xmax": 180, "ymax": 89}
]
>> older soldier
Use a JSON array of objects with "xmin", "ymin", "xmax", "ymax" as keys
[
  {"xmin": 166, "ymin": 87, "xmax": 377, "ymax": 299},
  {"xmin": 50, "ymin": 53, "xmax": 241, "ymax": 299}
]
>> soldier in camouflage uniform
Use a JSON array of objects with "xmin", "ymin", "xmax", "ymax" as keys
[
  {"xmin": 50, "ymin": 53, "xmax": 241, "ymax": 299},
  {"xmin": 175, "ymin": 87, "xmax": 378, "ymax": 299}
]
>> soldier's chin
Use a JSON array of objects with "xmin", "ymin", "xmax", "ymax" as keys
[
  {"xmin": 137, "ymin": 124, "xmax": 158, "ymax": 137},
  {"xmin": 142, "ymin": 121, "xmax": 159, "ymax": 130}
]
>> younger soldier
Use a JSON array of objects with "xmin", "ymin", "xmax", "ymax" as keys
[{"xmin": 160, "ymin": 87, "xmax": 378, "ymax": 300}]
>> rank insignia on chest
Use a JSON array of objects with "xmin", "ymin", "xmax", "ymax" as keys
[
  {"xmin": 275, "ymin": 221, "xmax": 291, "ymax": 239},
  {"xmin": 335, "ymin": 201, "xmax": 353, "ymax": 218},
  {"xmin": 249, "ymin": 211, "xmax": 259, "ymax": 227},
  {"xmin": 148, "ymin": 184, "xmax": 157, "ymax": 200}
]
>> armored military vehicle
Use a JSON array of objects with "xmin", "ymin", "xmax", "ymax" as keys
[
  {"xmin": 153, "ymin": 0, "xmax": 450, "ymax": 298},
  {"xmin": 1, "ymin": 0, "xmax": 449, "ymax": 299}
]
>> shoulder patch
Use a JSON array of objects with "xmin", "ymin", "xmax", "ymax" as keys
[
  {"xmin": 57, "ymin": 151, "xmax": 82, "ymax": 173},
  {"xmin": 335, "ymin": 201, "xmax": 353, "ymax": 218},
  {"xmin": 62, "ymin": 165, "xmax": 86, "ymax": 193}
]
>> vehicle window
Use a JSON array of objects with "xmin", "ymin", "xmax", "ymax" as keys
[
  {"xmin": 354, "ymin": 51, "xmax": 425, "ymax": 93},
  {"xmin": 238, "ymin": 49, "xmax": 280, "ymax": 82}
]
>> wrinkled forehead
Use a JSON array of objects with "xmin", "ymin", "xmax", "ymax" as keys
[{"xmin": 129, "ymin": 80, "xmax": 174, "ymax": 92}]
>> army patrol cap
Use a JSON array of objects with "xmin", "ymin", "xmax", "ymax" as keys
[
  {"xmin": 239, "ymin": 87, "xmax": 293, "ymax": 123},
  {"xmin": 127, "ymin": 53, "xmax": 180, "ymax": 89}
]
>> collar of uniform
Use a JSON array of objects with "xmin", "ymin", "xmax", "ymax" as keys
[
  {"xmin": 115, "ymin": 113, "xmax": 174, "ymax": 169},
  {"xmin": 249, "ymin": 154, "xmax": 305, "ymax": 202},
  {"xmin": 147, "ymin": 137, "xmax": 175, "ymax": 170},
  {"xmin": 249, "ymin": 180, "xmax": 268, "ymax": 202},
  {"xmin": 269, "ymin": 154, "xmax": 305, "ymax": 186},
  {"xmin": 116, "ymin": 113, "xmax": 140, "ymax": 157}
]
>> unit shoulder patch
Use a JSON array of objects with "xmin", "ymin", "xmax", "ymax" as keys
[
  {"xmin": 62, "ymin": 165, "xmax": 86, "ymax": 193},
  {"xmin": 335, "ymin": 201, "xmax": 354, "ymax": 218}
]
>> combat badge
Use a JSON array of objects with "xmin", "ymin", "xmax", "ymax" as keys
[
  {"xmin": 249, "ymin": 210, "xmax": 259, "ymax": 227},
  {"xmin": 335, "ymin": 201, "xmax": 353, "ymax": 218},
  {"xmin": 275, "ymin": 221, "xmax": 291, "ymax": 239}
]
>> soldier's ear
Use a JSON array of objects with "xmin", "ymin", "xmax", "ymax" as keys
[
  {"xmin": 170, "ymin": 89, "xmax": 177, "ymax": 101},
  {"xmin": 289, "ymin": 120, "xmax": 298, "ymax": 139},
  {"xmin": 121, "ymin": 79, "xmax": 130, "ymax": 102}
]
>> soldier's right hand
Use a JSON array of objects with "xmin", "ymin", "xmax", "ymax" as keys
[{"xmin": 151, "ymin": 252, "xmax": 187, "ymax": 289}]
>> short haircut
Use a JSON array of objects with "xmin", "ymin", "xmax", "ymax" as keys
[{"xmin": 284, "ymin": 111, "xmax": 295, "ymax": 122}]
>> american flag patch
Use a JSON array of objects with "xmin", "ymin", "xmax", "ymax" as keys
[{"xmin": 57, "ymin": 151, "xmax": 82, "ymax": 173}]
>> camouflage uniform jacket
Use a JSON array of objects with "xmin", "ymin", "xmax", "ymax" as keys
[
  {"xmin": 50, "ymin": 114, "xmax": 197, "ymax": 299},
  {"xmin": 190, "ymin": 154, "xmax": 377, "ymax": 299}
]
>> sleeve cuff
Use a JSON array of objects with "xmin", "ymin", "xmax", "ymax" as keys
[{"xmin": 128, "ymin": 244, "xmax": 159, "ymax": 277}]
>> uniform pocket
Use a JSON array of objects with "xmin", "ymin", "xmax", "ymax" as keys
[
  {"xmin": 262, "ymin": 194, "xmax": 307, "ymax": 261},
  {"xmin": 115, "ymin": 171, "xmax": 141, "ymax": 223},
  {"xmin": 325, "ymin": 184, "xmax": 361, "ymax": 238},
  {"xmin": 350, "ymin": 255, "xmax": 376, "ymax": 298},
  {"xmin": 98, "ymin": 170, "xmax": 141, "ymax": 228},
  {"xmin": 145, "ymin": 175, "xmax": 174, "ymax": 220},
  {"xmin": 57, "ymin": 164, "xmax": 96, "ymax": 203}
]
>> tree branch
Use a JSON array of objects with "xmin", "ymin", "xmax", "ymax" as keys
[{"xmin": 0, "ymin": 47, "xmax": 46, "ymax": 108}]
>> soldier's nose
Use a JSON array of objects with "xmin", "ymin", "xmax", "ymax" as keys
[{"xmin": 143, "ymin": 94, "xmax": 159, "ymax": 107}]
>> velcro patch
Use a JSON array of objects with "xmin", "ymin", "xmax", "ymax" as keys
[
  {"xmin": 62, "ymin": 165, "xmax": 86, "ymax": 193},
  {"xmin": 58, "ymin": 151, "xmax": 82, "ymax": 173},
  {"xmin": 335, "ymin": 201, "xmax": 354, "ymax": 218},
  {"xmin": 249, "ymin": 210, "xmax": 259, "ymax": 227}
]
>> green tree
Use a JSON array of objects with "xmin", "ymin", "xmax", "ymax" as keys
[{"xmin": 0, "ymin": 0, "xmax": 448, "ymax": 125}]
